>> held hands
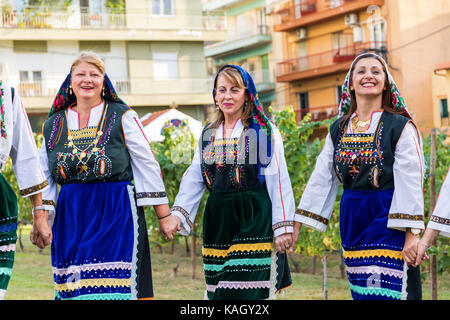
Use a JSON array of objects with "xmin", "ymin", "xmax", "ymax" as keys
[
  {"xmin": 159, "ymin": 214, "xmax": 181, "ymax": 241},
  {"xmin": 30, "ymin": 209, "xmax": 52, "ymax": 249},
  {"xmin": 402, "ymin": 231, "xmax": 420, "ymax": 266}
]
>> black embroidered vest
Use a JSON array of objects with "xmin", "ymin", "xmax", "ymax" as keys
[
  {"xmin": 199, "ymin": 124, "xmax": 264, "ymax": 192},
  {"xmin": 329, "ymin": 112, "xmax": 410, "ymax": 190},
  {"xmin": 43, "ymin": 102, "xmax": 133, "ymax": 185}
]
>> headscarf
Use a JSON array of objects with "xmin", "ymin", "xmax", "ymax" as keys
[
  {"xmin": 48, "ymin": 72, "xmax": 126, "ymax": 118},
  {"xmin": 338, "ymin": 53, "xmax": 412, "ymax": 120},
  {"xmin": 212, "ymin": 64, "xmax": 273, "ymax": 182}
]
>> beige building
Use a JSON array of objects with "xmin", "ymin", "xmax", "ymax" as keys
[{"xmin": 0, "ymin": 0, "xmax": 226, "ymax": 131}]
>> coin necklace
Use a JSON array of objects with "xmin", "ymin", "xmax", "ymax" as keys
[
  {"xmin": 66, "ymin": 103, "xmax": 108, "ymax": 172},
  {"xmin": 351, "ymin": 116, "xmax": 371, "ymax": 133}
]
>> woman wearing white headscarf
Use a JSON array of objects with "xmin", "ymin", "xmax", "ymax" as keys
[{"xmin": 292, "ymin": 53, "xmax": 425, "ymax": 300}]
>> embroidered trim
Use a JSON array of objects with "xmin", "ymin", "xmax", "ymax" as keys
[
  {"xmin": 0, "ymin": 267, "xmax": 12, "ymax": 276},
  {"xmin": 43, "ymin": 200, "xmax": 56, "ymax": 206},
  {"xmin": 0, "ymin": 222, "xmax": 17, "ymax": 233},
  {"xmin": 170, "ymin": 206, "xmax": 194, "ymax": 230},
  {"xmin": 272, "ymin": 221, "xmax": 294, "ymax": 231},
  {"xmin": 20, "ymin": 180, "xmax": 49, "ymax": 196},
  {"xmin": 52, "ymin": 262, "xmax": 132, "ymax": 276},
  {"xmin": 343, "ymin": 249, "xmax": 403, "ymax": 260},
  {"xmin": 203, "ymin": 257, "xmax": 272, "ymax": 272},
  {"xmin": 430, "ymin": 215, "xmax": 450, "ymax": 226},
  {"xmin": 0, "ymin": 83, "xmax": 7, "ymax": 138},
  {"xmin": 349, "ymin": 283, "xmax": 402, "ymax": 300},
  {"xmin": 55, "ymin": 278, "xmax": 131, "ymax": 292},
  {"xmin": 295, "ymin": 209, "xmax": 329, "ymax": 225},
  {"xmin": 0, "ymin": 244, "xmax": 15, "ymax": 253},
  {"xmin": 202, "ymin": 243, "xmax": 273, "ymax": 258},
  {"xmin": 58, "ymin": 293, "xmax": 132, "ymax": 300},
  {"xmin": 135, "ymin": 191, "xmax": 167, "ymax": 199},
  {"xmin": 388, "ymin": 213, "xmax": 424, "ymax": 221},
  {"xmin": 346, "ymin": 265, "xmax": 404, "ymax": 278},
  {"xmin": 206, "ymin": 280, "xmax": 271, "ymax": 293}
]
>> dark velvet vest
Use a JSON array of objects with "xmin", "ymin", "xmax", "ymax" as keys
[
  {"xmin": 43, "ymin": 102, "xmax": 133, "ymax": 185},
  {"xmin": 199, "ymin": 124, "xmax": 265, "ymax": 192},
  {"xmin": 329, "ymin": 111, "xmax": 410, "ymax": 190}
]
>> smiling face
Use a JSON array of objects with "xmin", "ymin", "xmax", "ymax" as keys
[
  {"xmin": 215, "ymin": 74, "xmax": 247, "ymax": 120},
  {"xmin": 70, "ymin": 61, "xmax": 104, "ymax": 103},
  {"xmin": 351, "ymin": 57, "xmax": 387, "ymax": 98}
]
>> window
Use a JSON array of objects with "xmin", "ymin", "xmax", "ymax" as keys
[
  {"xmin": 440, "ymin": 99, "xmax": 449, "ymax": 119},
  {"xmin": 298, "ymin": 91, "xmax": 309, "ymax": 120},
  {"xmin": 18, "ymin": 71, "xmax": 42, "ymax": 97},
  {"xmin": 152, "ymin": 0, "xmax": 174, "ymax": 15},
  {"xmin": 153, "ymin": 52, "xmax": 178, "ymax": 80},
  {"xmin": 13, "ymin": 41, "xmax": 47, "ymax": 53}
]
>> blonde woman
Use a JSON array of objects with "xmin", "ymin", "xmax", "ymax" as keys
[
  {"xmin": 168, "ymin": 65, "xmax": 295, "ymax": 300},
  {"xmin": 36, "ymin": 51, "xmax": 171, "ymax": 300}
]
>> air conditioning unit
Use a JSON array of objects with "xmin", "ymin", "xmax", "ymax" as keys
[
  {"xmin": 296, "ymin": 27, "xmax": 307, "ymax": 40},
  {"xmin": 345, "ymin": 13, "xmax": 359, "ymax": 26}
]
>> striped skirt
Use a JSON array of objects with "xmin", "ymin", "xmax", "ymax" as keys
[
  {"xmin": 340, "ymin": 189, "xmax": 408, "ymax": 300},
  {"xmin": 0, "ymin": 173, "xmax": 18, "ymax": 300},
  {"xmin": 202, "ymin": 186, "xmax": 291, "ymax": 300},
  {"xmin": 51, "ymin": 181, "xmax": 153, "ymax": 300}
]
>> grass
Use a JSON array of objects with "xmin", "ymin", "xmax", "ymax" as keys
[{"xmin": 4, "ymin": 226, "xmax": 450, "ymax": 300}]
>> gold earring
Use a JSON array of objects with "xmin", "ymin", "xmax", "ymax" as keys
[{"xmin": 69, "ymin": 85, "xmax": 73, "ymax": 95}]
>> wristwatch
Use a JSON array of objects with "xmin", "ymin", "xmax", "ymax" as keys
[{"xmin": 408, "ymin": 228, "xmax": 421, "ymax": 235}]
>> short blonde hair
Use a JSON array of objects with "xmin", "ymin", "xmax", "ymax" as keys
[{"xmin": 71, "ymin": 51, "xmax": 105, "ymax": 75}]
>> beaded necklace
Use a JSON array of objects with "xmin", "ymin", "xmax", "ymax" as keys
[{"xmin": 66, "ymin": 103, "xmax": 108, "ymax": 173}]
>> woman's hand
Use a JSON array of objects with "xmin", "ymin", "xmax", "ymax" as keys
[
  {"xmin": 291, "ymin": 221, "xmax": 302, "ymax": 251},
  {"xmin": 159, "ymin": 215, "xmax": 181, "ymax": 241},
  {"xmin": 274, "ymin": 233, "xmax": 293, "ymax": 254},
  {"xmin": 30, "ymin": 209, "xmax": 52, "ymax": 249},
  {"xmin": 402, "ymin": 230, "xmax": 420, "ymax": 266}
]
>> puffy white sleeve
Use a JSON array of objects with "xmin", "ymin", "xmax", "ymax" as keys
[
  {"xmin": 388, "ymin": 122, "xmax": 425, "ymax": 231},
  {"xmin": 9, "ymin": 92, "xmax": 48, "ymax": 197},
  {"xmin": 262, "ymin": 125, "xmax": 295, "ymax": 237},
  {"xmin": 122, "ymin": 109, "xmax": 168, "ymax": 206},
  {"xmin": 38, "ymin": 136, "xmax": 57, "ymax": 226},
  {"xmin": 294, "ymin": 133, "xmax": 339, "ymax": 232},
  {"xmin": 427, "ymin": 167, "xmax": 450, "ymax": 237},
  {"xmin": 170, "ymin": 146, "xmax": 206, "ymax": 236}
]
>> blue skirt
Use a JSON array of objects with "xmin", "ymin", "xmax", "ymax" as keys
[
  {"xmin": 340, "ymin": 189, "xmax": 407, "ymax": 300},
  {"xmin": 51, "ymin": 181, "xmax": 153, "ymax": 300}
]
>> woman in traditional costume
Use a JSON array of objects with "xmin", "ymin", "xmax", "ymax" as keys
[
  {"xmin": 0, "ymin": 81, "xmax": 49, "ymax": 299},
  {"xmin": 415, "ymin": 167, "xmax": 450, "ymax": 265},
  {"xmin": 293, "ymin": 53, "xmax": 425, "ymax": 300},
  {"xmin": 168, "ymin": 65, "xmax": 294, "ymax": 300},
  {"xmin": 36, "ymin": 51, "xmax": 172, "ymax": 300}
]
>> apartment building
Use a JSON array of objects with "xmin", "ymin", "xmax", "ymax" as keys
[
  {"xmin": 0, "ymin": 0, "xmax": 226, "ymax": 131},
  {"xmin": 202, "ymin": 0, "xmax": 283, "ymax": 114},
  {"xmin": 272, "ymin": 0, "xmax": 450, "ymax": 135}
]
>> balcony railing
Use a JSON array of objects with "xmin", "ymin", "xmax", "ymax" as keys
[
  {"xmin": 13, "ymin": 77, "xmax": 217, "ymax": 97},
  {"xmin": 0, "ymin": 9, "xmax": 226, "ymax": 31},
  {"xmin": 274, "ymin": 0, "xmax": 384, "ymax": 31},
  {"xmin": 297, "ymin": 104, "xmax": 338, "ymax": 122},
  {"xmin": 276, "ymin": 41, "xmax": 387, "ymax": 81}
]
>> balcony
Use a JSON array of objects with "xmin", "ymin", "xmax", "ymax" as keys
[
  {"xmin": 274, "ymin": 0, "xmax": 385, "ymax": 32},
  {"xmin": 204, "ymin": 24, "xmax": 271, "ymax": 58},
  {"xmin": 297, "ymin": 104, "xmax": 338, "ymax": 122},
  {"xmin": 202, "ymin": 0, "xmax": 244, "ymax": 11},
  {"xmin": 276, "ymin": 41, "xmax": 386, "ymax": 82},
  {"xmin": 249, "ymin": 69, "xmax": 275, "ymax": 93},
  {"xmin": 0, "ymin": 7, "xmax": 227, "ymax": 41}
]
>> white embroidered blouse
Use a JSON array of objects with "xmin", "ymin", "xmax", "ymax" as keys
[
  {"xmin": 39, "ymin": 102, "xmax": 168, "ymax": 222},
  {"xmin": 0, "ymin": 82, "xmax": 48, "ymax": 197},
  {"xmin": 427, "ymin": 167, "xmax": 450, "ymax": 237},
  {"xmin": 295, "ymin": 111, "xmax": 426, "ymax": 232},
  {"xmin": 170, "ymin": 119, "xmax": 296, "ymax": 238}
]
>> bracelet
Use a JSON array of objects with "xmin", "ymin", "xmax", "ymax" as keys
[
  {"xmin": 158, "ymin": 213, "xmax": 172, "ymax": 220},
  {"xmin": 32, "ymin": 206, "xmax": 45, "ymax": 215}
]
